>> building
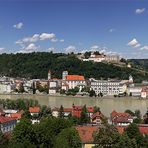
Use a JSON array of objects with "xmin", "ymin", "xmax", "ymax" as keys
[
  {"xmin": 0, "ymin": 83, "xmax": 14, "ymax": 94},
  {"xmin": 111, "ymin": 110, "xmax": 133, "ymax": 126},
  {"xmin": 90, "ymin": 78, "xmax": 127, "ymax": 96},
  {"xmin": 48, "ymin": 70, "xmax": 51, "ymax": 80},
  {"xmin": 63, "ymin": 74, "xmax": 86, "ymax": 91},
  {"xmin": 52, "ymin": 105, "xmax": 94, "ymax": 118},
  {"xmin": 62, "ymin": 71, "xmax": 68, "ymax": 80},
  {"xmin": 141, "ymin": 86, "xmax": 148, "ymax": 98},
  {"xmin": 75, "ymin": 125, "xmax": 98, "ymax": 148},
  {"xmin": 105, "ymin": 54, "xmax": 120, "ymax": 63},
  {"xmin": 29, "ymin": 107, "xmax": 40, "ymax": 116},
  {"xmin": 91, "ymin": 112, "xmax": 104, "ymax": 125},
  {"xmin": 0, "ymin": 116, "xmax": 17, "ymax": 133}
]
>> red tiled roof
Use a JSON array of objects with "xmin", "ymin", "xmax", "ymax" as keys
[
  {"xmin": 10, "ymin": 113, "xmax": 22, "ymax": 119},
  {"xmin": 111, "ymin": 110, "xmax": 131, "ymax": 118},
  {"xmin": 66, "ymin": 75, "xmax": 85, "ymax": 81},
  {"xmin": 91, "ymin": 112, "xmax": 102, "ymax": 120},
  {"xmin": 63, "ymin": 108, "xmax": 73, "ymax": 112},
  {"xmin": 29, "ymin": 107, "xmax": 40, "ymax": 113},
  {"xmin": 75, "ymin": 126, "xmax": 98, "ymax": 143},
  {"xmin": 0, "ymin": 116, "xmax": 16, "ymax": 123},
  {"xmin": 87, "ymin": 107, "xmax": 94, "ymax": 113}
]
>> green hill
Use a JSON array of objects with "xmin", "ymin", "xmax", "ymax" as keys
[{"xmin": 0, "ymin": 52, "xmax": 147, "ymax": 82}]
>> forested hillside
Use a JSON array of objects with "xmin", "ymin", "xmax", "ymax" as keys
[
  {"xmin": 0, "ymin": 52, "xmax": 147, "ymax": 82},
  {"xmin": 128, "ymin": 59, "xmax": 148, "ymax": 70}
]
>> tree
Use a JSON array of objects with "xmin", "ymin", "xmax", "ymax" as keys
[
  {"xmin": 59, "ymin": 105, "xmax": 64, "ymax": 118},
  {"xmin": 93, "ymin": 124, "xmax": 120, "ymax": 148},
  {"xmin": 39, "ymin": 105, "xmax": 52, "ymax": 118},
  {"xmin": 125, "ymin": 123, "xmax": 143, "ymax": 146},
  {"xmin": 80, "ymin": 105, "xmax": 90, "ymax": 124},
  {"xmin": 32, "ymin": 81, "xmax": 36, "ymax": 94},
  {"xmin": 125, "ymin": 109, "xmax": 135, "ymax": 116},
  {"xmin": 0, "ymin": 130, "xmax": 8, "ymax": 147},
  {"xmin": 93, "ymin": 106, "xmax": 100, "ymax": 113},
  {"xmin": 11, "ymin": 118, "xmax": 35, "ymax": 145},
  {"xmin": 89, "ymin": 89, "xmax": 96, "ymax": 97},
  {"xmin": 99, "ymin": 92, "xmax": 103, "ymax": 97},
  {"xmin": 54, "ymin": 128, "xmax": 81, "ymax": 148}
]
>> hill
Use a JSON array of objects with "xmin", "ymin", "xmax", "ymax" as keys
[
  {"xmin": 0, "ymin": 52, "xmax": 147, "ymax": 82},
  {"xmin": 128, "ymin": 59, "xmax": 148, "ymax": 70}
]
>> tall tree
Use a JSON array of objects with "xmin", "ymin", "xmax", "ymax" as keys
[{"xmin": 54, "ymin": 128, "xmax": 81, "ymax": 148}]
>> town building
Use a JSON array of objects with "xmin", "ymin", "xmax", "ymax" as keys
[
  {"xmin": 0, "ymin": 116, "xmax": 17, "ymax": 133},
  {"xmin": 90, "ymin": 78, "xmax": 127, "ymax": 96},
  {"xmin": 110, "ymin": 110, "xmax": 133, "ymax": 126},
  {"xmin": 91, "ymin": 111, "xmax": 104, "ymax": 125},
  {"xmin": 29, "ymin": 107, "xmax": 40, "ymax": 116},
  {"xmin": 62, "ymin": 71, "xmax": 86, "ymax": 91},
  {"xmin": 141, "ymin": 86, "xmax": 148, "ymax": 98}
]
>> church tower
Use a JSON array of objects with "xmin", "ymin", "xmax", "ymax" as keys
[{"xmin": 48, "ymin": 70, "xmax": 51, "ymax": 80}]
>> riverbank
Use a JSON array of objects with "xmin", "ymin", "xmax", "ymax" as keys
[{"xmin": 0, "ymin": 93, "xmax": 143, "ymax": 100}]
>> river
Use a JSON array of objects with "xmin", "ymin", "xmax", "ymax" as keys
[{"xmin": 0, "ymin": 94, "xmax": 148, "ymax": 117}]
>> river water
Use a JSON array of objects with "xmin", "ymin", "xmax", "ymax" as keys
[{"xmin": 0, "ymin": 94, "xmax": 148, "ymax": 117}]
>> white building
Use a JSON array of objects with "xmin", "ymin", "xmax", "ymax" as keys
[
  {"xmin": 105, "ymin": 55, "xmax": 120, "ymax": 63},
  {"xmin": 0, "ymin": 83, "xmax": 13, "ymax": 94},
  {"xmin": 64, "ymin": 74, "xmax": 86, "ymax": 91},
  {"xmin": 90, "ymin": 78, "xmax": 127, "ymax": 96}
]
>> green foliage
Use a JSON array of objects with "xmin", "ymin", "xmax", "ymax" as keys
[
  {"xmin": 59, "ymin": 105, "xmax": 64, "ymax": 118},
  {"xmin": 89, "ymin": 89, "xmax": 96, "ymax": 97},
  {"xmin": 125, "ymin": 109, "xmax": 135, "ymax": 116},
  {"xmin": 80, "ymin": 105, "xmax": 90, "ymax": 124},
  {"xmin": 94, "ymin": 124, "xmax": 120, "ymax": 148},
  {"xmin": 54, "ymin": 128, "xmax": 81, "ymax": 148},
  {"xmin": 66, "ymin": 87, "xmax": 79, "ymax": 96},
  {"xmin": 11, "ymin": 118, "xmax": 35, "ymax": 144},
  {"xmin": 0, "ymin": 52, "xmax": 147, "ymax": 82},
  {"xmin": 93, "ymin": 106, "xmax": 100, "ymax": 113},
  {"xmin": 39, "ymin": 105, "xmax": 52, "ymax": 118},
  {"xmin": 0, "ymin": 99, "xmax": 39, "ymax": 110},
  {"xmin": 125, "ymin": 123, "xmax": 144, "ymax": 146}
]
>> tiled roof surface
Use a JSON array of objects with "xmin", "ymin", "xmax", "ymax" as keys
[
  {"xmin": 0, "ymin": 116, "xmax": 16, "ymax": 123},
  {"xmin": 66, "ymin": 75, "xmax": 85, "ymax": 81},
  {"xmin": 10, "ymin": 113, "xmax": 22, "ymax": 119},
  {"xmin": 29, "ymin": 107, "xmax": 40, "ymax": 113},
  {"xmin": 75, "ymin": 126, "xmax": 98, "ymax": 143}
]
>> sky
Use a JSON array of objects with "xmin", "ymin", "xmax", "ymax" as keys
[{"xmin": 0, "ymin": 0, "xmax": 148, "ymax": 59}]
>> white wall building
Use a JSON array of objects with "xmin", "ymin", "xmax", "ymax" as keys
[{"xmin": 90, "ymin": 78, "xmax": 127, "ymax": 96}]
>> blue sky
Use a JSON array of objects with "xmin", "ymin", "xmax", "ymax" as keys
[{"xmin": 0, "ymin": 0, "xmax": 148, "ymax": 59}]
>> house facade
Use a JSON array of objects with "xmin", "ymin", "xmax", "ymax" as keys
[
  {"xmin": 90, "ymin": 78, "xmax": 127, "ymax": 96},
  {"xmin": 0, "ymin": 116, "xmax": 17, "ymax": 133},
  {"xmin": 111, "ymin": 110, "xmax": 133, "ymax": 126}
]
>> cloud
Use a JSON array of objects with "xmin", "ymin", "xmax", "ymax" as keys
[
  {"xmin": 134, "ymin": 43, "xmax": 141, "ymax": 48},
  {"xmin": 47, "ymin": 47, "xmax": 55, "ymax": 52},
  {"xmin": 140, "ymin": 46, "xmax": 148, "ymax": 50},
  {"xmin": 40, "ymin": 33, "xmax": 55, "ymax": 40},
  {"xmin": 60, "ymin": 39, "xmax": 64, "ymax": 42},
  {"xmin": 25, "ymin": 43, "xmax": 38, "ymax": 51},
  {"xmin": 0, "ymin": 47, "xmax": 5, "ymax": 53},
  {"xmin": 109, "ymin": 28, "xmax": 115, "ymax": 32},
  {"xmin": 51, "ymin": 38, "xmax": 58, "ymax": 42},
  {"xmin": 13, "ymin": 22, "xmax": 23, "ymax": 29},
  {"xmin": 16, "ymin": 33, "xmax": 58, "ymax": 47},
  {"xmin": 135, "ymin": 8, "xmax": 145, "ymax": 14},
  {"xmin": 65, "ymin": 45, "xmax": 76, "ymax": 53},
  {"xmin": 90, "ymin": 45, "xmax": 100, "ymax": 51},
  {"xmin": 127, "ymin": 38, "xmax": 141, "ymax": 48}
]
